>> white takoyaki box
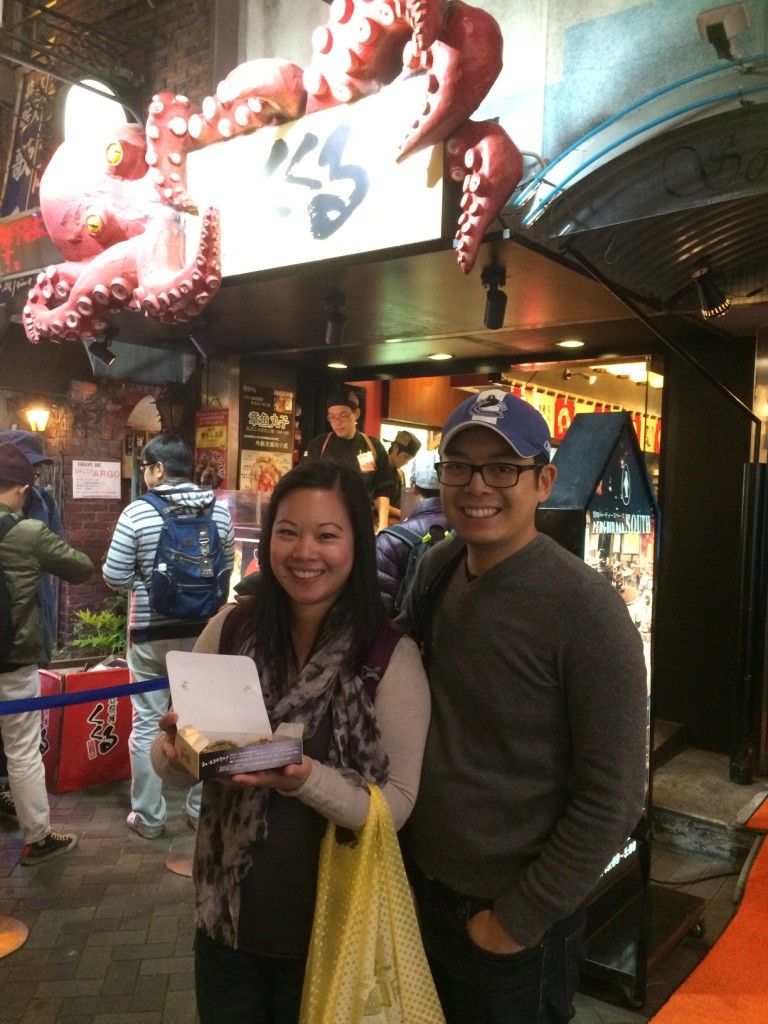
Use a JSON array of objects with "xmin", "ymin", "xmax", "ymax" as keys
[{"xmin": 166, "ymin": 651, "xmax": 304, "ymax": 779}]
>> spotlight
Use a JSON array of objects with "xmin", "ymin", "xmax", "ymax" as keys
[
  {"xmin": 88, "ymin": 339, "xmax": 117, "ymax": 366},
  {"xmin": 481, "ymin": 265, "xmax": 507, "ymax": 330},
  {"xmin": 325, "ymin": 290, "xmax": 346, "ymax": 346},
  {"xmin": 692, "ymin": 265, "xmax": 730, "ymax": 319}
]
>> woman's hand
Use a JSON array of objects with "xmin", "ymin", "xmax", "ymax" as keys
[
  {"xmin": 229, "ymin": 755, "xmax": 313, "ymax": 791},
  {"xmin": 158, "ymin": 709, "xmax": 179, "ymax": 763}
]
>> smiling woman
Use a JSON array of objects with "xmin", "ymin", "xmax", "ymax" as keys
[{"xmin": 152, "ymin": 458, "xmax": 432, "ymax": 1024}]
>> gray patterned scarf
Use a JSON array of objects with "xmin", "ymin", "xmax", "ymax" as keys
[{"xmin": 194, "ymin": 613, "xmax": 390, "ymax": 946}]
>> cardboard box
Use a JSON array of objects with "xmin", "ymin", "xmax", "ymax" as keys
[{"xmin": 166, "ymin": 651, "xmax": 304, "ymax": 780}]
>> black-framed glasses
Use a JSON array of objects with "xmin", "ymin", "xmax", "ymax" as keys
[
  {"xmin": 140, "ymin": 461, "xmax": 156, "ymax": 470},
  {"xmin": 435, "ymin": 461, "xmax": 540, "ymax": 488}
]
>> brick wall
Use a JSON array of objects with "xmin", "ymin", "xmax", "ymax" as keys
[{"xmin": 51, "ymin": 381, "xmax": 165, "ymax": 648}]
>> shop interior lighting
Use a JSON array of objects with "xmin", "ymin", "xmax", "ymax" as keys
[
  {"xmin": 88, "ymin": 339, "xmax": 117, "ymax": 366},
  {"xmin": 25, "ymin": 406, "xmax": 51, "ymax": 432},
  {"xmin": 556, "ymin": 339, "xmax": 585, "ymax": 349},
  {"xmin": 563, "ymin": 369, "xmax": 597, "ymax": 385},
  {"xmin": 692, "ymin": 265, "xmax": 731, "ymax": 319},
  {"xmin": 481, "ymin": 265, "xmax": 507, "ymax": 330},
  {"xmin": 590, "ymin": 361, "xmax": 664, "ymax": 388},
  {"xmin": 327, "ymin": 361, "xmax": 348, "ymax": 369},
  {"xmin": 325, "ymin": 290, "xmax": 346, "ymax": 346},
  {"xmin": 428, "ymin": 352, "xmax": 453, "ymax": 361}
]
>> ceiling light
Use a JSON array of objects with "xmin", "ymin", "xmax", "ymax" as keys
[
  {"xmin": 88, "ymin": 339, "xmax": 116, "ymax": 366},
  {"xmin": 692, "ymin": 265, "xmax": 730, "ymax": 319},
  {"xmin": 428, "ymin": 352, "xmax": 453, "ymax": 361},
  {"xmin": 481, "ymin": 265, "xmax": 507, "ymax": 330},
  {"xmin": 556, "ymin": 339, "xmax": 584, "ymax": 349},
  {"xmin": 327, "ymin": 361, "xmax": 347, "ymax": 369}
]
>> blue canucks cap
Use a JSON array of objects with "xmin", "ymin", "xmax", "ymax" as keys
[{"xmin": 439, "ymin": 389, "xmax": 551, "ymax": 460}]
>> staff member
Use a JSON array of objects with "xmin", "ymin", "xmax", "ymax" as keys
[
  {"xmin": 386, "ymin": 429, "xmax": 421, "ymax": 523},
  {"xmin": 305, "ymin": 387, "xmax": 393, "ymax": 531}
]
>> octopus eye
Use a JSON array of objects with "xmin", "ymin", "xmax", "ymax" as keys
[
  {"xmin": 85, "ymin": 212, "xmax": 103, "ymax": 235},
  {"xmin": 105, "ymin": 141, "xmax": 124, "ymax": 166}
]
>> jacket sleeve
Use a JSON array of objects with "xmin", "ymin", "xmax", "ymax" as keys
[
  {"xmin": 34, "ymin": 522, "xmax": 94, "ymax": 582},
  {"xmin": 375, "ymin": 531, "xmax": 406, "ymax": 617},
  {"xmin": 102, "ymin": 509, "xmax": 139, "ymax": 590}
]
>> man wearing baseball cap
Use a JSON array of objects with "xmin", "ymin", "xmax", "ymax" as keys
[
  {"xmin": 0, "ymin": 442, "xmax": 94, "ymax": 865},
  {"xmin": 305, "ymin": 387, "xmax": 394, "ymax": 531},
  {"xmin": 398, "ymin": 390, "xmax": 647, "ymax": 1024},
  {"xmin": 385, "ymin": 429, "xmax": 421, "ymax": 524}
]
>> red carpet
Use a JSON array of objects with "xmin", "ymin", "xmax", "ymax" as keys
[
  {"xmin": 744, "ymin": 793, "xmax": 768, "ymax": 831},
  {"xmin": 649, "ymin": 835, "xmax": 768, "ymax": 1023}
]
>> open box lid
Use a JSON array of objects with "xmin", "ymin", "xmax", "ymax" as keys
[{"xmin": 166, "ymin": 651, "xmax": 272, "ymax": 737}]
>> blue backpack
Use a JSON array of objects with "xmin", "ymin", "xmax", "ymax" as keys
[{"xmin": 141, "ymin": 491, "xmax": 230, "ymax": 621}]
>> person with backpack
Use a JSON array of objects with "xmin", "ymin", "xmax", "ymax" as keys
[
  {"xmin": 151, "ymin": 460, "xmax": 430, "ymax": 1024},
  {"xmin": 0, "ymin": 429, "xmax": 64, "ymax": 826},
  {"xmin": 376, "ymin": 449, "xmax": 450, "ymax": 616},
  {"xmin": 397, "ymin": 390, "xmax": 648, "ymax": 1024},
  {"xmin": 0, "ymin": 442, "xmax": 94, "ymax": 865},
  {"xmin": 103, "ymin": 433, "xmax": 235, "ymax": 840},
  {"xmin": 305, "ymin": 387, "xmax": 394, "ymax": 533}
]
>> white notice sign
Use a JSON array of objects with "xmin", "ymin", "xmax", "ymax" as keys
[{"xmin": 72, "ymin": 460, "xmax": 122, "ymax": 499}]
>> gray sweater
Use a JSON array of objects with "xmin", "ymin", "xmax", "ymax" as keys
[{"xmin": 399, "ymin": 532, "xmax": 648, "ymax": 948}]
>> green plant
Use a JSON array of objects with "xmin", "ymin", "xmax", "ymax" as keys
[{"xmin": 71, "ymin": 594, "xmax": 128, "ymax": 657}]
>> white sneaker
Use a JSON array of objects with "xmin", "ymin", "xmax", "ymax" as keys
[{"xmin": 126, "ymin": 811, "xmax": 165, "ymax": 840}]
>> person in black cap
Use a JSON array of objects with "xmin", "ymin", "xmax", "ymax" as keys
[
  {"xmin": 385, "ymin": 429, "xmax": 421, "ymax": 524},
  {"xmin": 0, "ymin": 430, "xmax": 64, "ymax": 824},
  {"xmin": 0, "ymin": 442, "xmax": 93, "ymax": 865},
  {"xmin": 305, "ymin": 387, "xmax": 394, "ymax": 532},
  {"xmin": 397, "ymin": 389, "xmax": 647, "ymax": 1024},
  {"xmin": 0, "ymin": 430, "xmax": 63, "ymax": 664}
]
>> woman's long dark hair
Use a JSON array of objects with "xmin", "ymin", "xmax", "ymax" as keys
[{"xmin": 234, "ymin": 460, "xmax": 388, "ymax": 682}]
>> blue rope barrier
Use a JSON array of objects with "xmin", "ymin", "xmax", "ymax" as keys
[{"xmin": 0, "ymin": 676, "xmax": 170, "ymax": 716}]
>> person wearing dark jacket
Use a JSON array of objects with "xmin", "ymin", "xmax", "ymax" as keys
[
  {"xmin": 375, "ymin": 450, "xmax": 449, "ymax": 616},
  {"xmin": 0, "ymin": 430, "xmax": 64, "ymax": 821},
  {"xmin": 0, "ymin": 442, "xmax": 94, "ymax": 865}
]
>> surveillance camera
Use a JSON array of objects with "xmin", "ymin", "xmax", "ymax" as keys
[{"xmin": 696, "ymin": 4, "xmax": 750, "ymax": 60}]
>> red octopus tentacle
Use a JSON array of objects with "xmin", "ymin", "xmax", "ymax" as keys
[
  {"xmin": 397, "ymin": 0, "xmax": 503, "ymax": 162},
  {"xmin": 145, "ymin": 60, "xmax": 307, "ymax": 214},
  {"xmin": 446, "ymin": 121, "xmax": 523, "ymax": 275}
]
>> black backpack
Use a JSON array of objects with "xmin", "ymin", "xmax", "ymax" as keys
[
  {"xmin": 0, "ymin": 516, "xmax": 20, "ymax": 665},
  {"xmin": 380, "ymin": 522, "xmax": 451, "ymax": 614},
  {"xmin": 141, "ymin": 490, "xmax": 230, "ymax": 621}
]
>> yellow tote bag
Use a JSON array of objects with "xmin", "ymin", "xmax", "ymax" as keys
[{"xmin": 300, "ymin": 785, "xmax": 446, "ymax": 1024}]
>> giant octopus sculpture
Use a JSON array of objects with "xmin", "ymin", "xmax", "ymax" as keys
[{"xmin": 23, "ymin": 0, "xmax": 522, "ymax": 344}]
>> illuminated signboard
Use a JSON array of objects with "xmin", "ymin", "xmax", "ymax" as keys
[{"xmin": 187, "ymin": 76, "xmax": 445, "ymax": 277}]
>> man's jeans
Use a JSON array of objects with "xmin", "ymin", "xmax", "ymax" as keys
[
  {"xmin": 418, "ymin": 879, "xmax": 586, "ymax": 1024},
  {"xmin": 0, "ymin": 664, "xmax": 50, "ymax": 843},
  {"xmin": 127, "ymin": 636, "xmax": 201, "ymax": 828}
]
